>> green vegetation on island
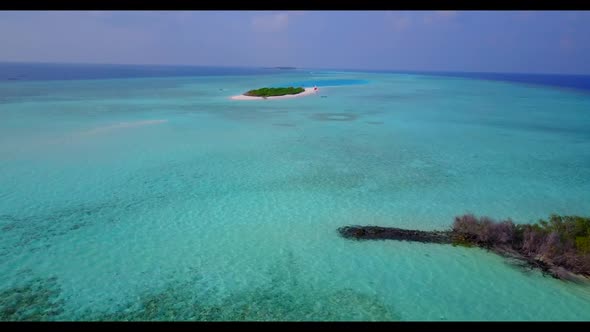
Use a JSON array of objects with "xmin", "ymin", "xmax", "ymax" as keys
[{"xmin": 245, "ymin": 87, "xmax": 305, "ymax": 98}]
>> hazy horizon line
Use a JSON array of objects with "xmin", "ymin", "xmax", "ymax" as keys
[{"xmin": 2, "ymin": 60, "xmax": 589, "ymax": 77}]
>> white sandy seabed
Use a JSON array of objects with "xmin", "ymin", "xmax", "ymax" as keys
[{"xmin": 230, "ymin": 87, "xmax": 318, "ymax": 100}]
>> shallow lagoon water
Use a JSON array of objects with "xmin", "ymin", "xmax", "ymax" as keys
[{"xmin": 1, "ymin": 69, "xmax": 590, "ymax": 320}]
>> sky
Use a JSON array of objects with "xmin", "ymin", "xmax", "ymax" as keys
[{"xmin": 1, "ymin": 11, "xmax": 590, "ymax": 74}]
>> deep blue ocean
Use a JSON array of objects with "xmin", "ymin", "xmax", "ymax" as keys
[{"xmin": 393, "ymin": 70, "xmax": 590, "ymax": 93}]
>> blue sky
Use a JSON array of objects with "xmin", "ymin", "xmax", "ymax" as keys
[{"xmin": 1, "ymin": 11, "xmax": 589, "ymax": 74}]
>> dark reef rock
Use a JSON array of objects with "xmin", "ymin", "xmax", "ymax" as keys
[{"xmin": 338, "ymin": 226, "xmax": 452, "ymax": 244}]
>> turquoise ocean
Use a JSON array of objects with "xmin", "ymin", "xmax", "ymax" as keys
[{"xmin": 1, "ymin": 64, "xmax": 590, "ymax": 320}]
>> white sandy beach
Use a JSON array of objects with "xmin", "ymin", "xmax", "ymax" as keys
[{"xmin": 230, "ymin": 87, "xmax": 318, "ymax": 100}]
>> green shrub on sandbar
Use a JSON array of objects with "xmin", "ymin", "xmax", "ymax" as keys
[{"xmin": 245, "ymin": 87, "xmax": 305, "ymax": 97}]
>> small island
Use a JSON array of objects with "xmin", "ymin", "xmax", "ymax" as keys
[
  {"xmin": 245, "ymin": 87, "xmax": 305, "ymax": 97},
  {"xmin": 231, "ymin": 86, "xmax": 318, "ymax": 100}
]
